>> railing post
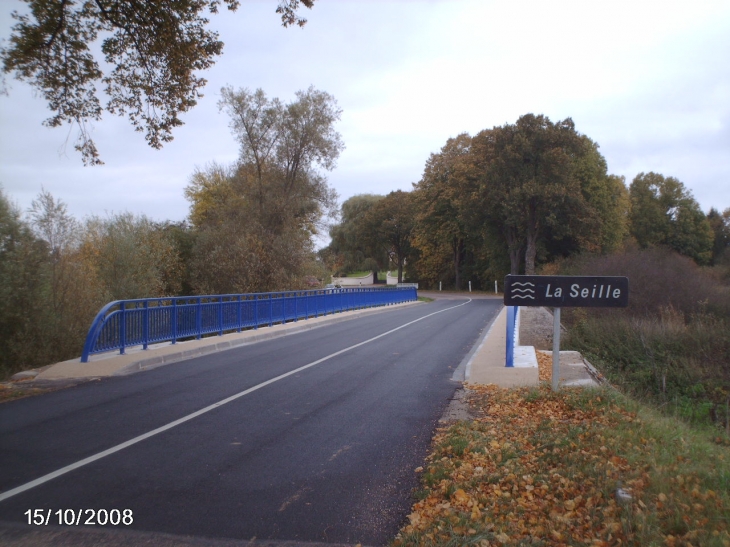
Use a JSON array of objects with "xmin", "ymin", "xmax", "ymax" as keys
[
  {"xmin": 237, "ymin": 295, "xmax": 242, "ymax": 332},
  {"xmin": 196, "ymin": 297, "xmax": 202, "ymax": 340},
  {"xmin": 120, "ymin": 301, "xmax": 127, "ymax": 355},
  {"xmin": 172, "ymin": 299, "xmax": 178, "ymax": 344},
  {"xmin": 305, "ymin": 290, "xmax": 309, "ymax": 319},
  {"xmin": 506, "ymin": 306, "xmax": 516, "ymax": 368},
  {"xmin": 254, "ymin": 295, "xmax": 259, "ymax": 330},
  {"xmin": 219, "ymin": 296, "xmax": 224, "ymax": 336},
  {"xmin": 269, "ymin": 293, "xmax": 273, "ymax": 327},
  {"xmin": 143, "ymin": 300, "xmax": 149, "ymax": 350}
]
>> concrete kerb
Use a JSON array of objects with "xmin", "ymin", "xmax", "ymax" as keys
[{"xmin": 35, "ymin": 301, "xmax": 422, "ymax": 381}]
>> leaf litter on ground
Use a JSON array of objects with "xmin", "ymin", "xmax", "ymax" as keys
[{"xmin": 393, "ymin": 381, "xmax": 730, "ymax": 547}]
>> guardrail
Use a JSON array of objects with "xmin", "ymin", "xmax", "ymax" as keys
[{"xmin": 80, "ymin": 287, "xmax": 417, "ymax": 362}]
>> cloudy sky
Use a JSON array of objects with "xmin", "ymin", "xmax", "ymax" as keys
[{"xmin": 1, "ymin": 0, "xmax": 729, "ymax": 236}]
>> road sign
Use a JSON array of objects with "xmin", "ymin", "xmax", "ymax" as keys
[{"xmin": 504, "ymin": 275, "xmax": 629, "ymax": 308}]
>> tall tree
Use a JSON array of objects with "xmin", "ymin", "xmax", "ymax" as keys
[
  {"xmin": 473, "ymin": 114, "xmax": 620, "ymax": 275},
  {"xmin": 412, "ymin": 133, "xmax": 475, "ymax": 289},
  {"xmin": 0, "ymin": 188, "xmax": 47, "ymax": 374},
  {"xmin": 1, "ymin": 0, "xmax": 316, "ymax": 164},
  {"xmin": 325, "ymin": 194, "xmax": 385, "ymax": 275},
  {"xmin": 186, "ymin": 86, "xmax": 342, "ymax": 293},
  {"xmin": 218, "ymin": 85, "xmax": 341, "ymax": 234},
  {"xmin": 360, "ymin": 190, "xmax": 415, "ymax": 283},
  {"xmin": 629, "ymin": 172, "xmax": 713, "ymax": 265},
  {"xmin": 707, "ymin": 207, "xmax": 730, "ymax": 265},
  {"xmin": 81, "ymin": 212, "xmax": 183, "ymax": 300}
]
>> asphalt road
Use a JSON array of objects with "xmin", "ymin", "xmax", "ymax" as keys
[{"xmin": 0, "ymin": 297, "xmax": 502, "ymax": 546}]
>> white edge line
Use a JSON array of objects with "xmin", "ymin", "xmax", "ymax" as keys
[{"xmin": 0, "ymin": 298, "xmax": 472, "ymax": 503}]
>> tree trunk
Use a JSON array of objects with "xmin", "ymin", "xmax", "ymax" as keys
[
  {"xmin": 524, "ymin": 202, "xmax": 539, "ymax": 275},
  {"xmin": 505, "ymin": 227, "xmax": 523, "ymax": 275},
  {"xmin": 453, "ymin": 237, "xmax": 463, "ymax": 290},
  {"xmin": 509, "ymin": 248, "xmax": 522, "ymax": 275},
  {"xmin": 397, "ymin": 260, "xmax": 403, "ymax": 283},
  {"xmin": 524, "ymin": 233, "xmax": 538, "ymax": 274}
]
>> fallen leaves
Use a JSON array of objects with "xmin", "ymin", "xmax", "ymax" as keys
[{"xmin": 393, "ymin": 384, "xmax": 730, "ymax": 547}]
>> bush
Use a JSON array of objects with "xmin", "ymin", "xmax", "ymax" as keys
[
  {"xmin": 558, "ymin": 245, "xmax": 730, "ymax": 317},
  {"xmin": 562, "ymin": 247, "xmax": 730, "ymax": 430}
]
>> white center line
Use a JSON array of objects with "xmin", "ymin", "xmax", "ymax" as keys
[{"xmin": 0, "ymin": 299, "xmax": 471, "ymax": 503}]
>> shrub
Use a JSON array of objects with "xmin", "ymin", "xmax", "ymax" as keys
[{"xmin": 562, "ymin": 247, "xmax": 730, "ymax": 430}]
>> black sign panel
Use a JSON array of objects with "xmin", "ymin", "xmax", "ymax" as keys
[{"xmin": 504, "ymin": 275, "xmax": 629, "ymax": 307}]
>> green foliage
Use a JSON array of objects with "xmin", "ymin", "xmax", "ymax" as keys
[
  {"xmin": 81, "ymin": 213, "xmax": 183, "ymax": 301},
  {"xmin": 324, "ymin": 194, "xmax": 385, "ymax": 274},
  {"xmin": 563, "ymin": 247, "xmax": 730, "ymax": 429},
  {"xmin": 0, "ymin": 187, "xmax": 192, "ymax": 378},
  {"xmin": 412, "ymin": 133, "xmax": 475, "ymax": 289},
  {"xmin": 0, "ymin": 189, "xmax": 48, "ymax": 376},
  {"xmin": 473, "ymin": 115, "xmax": 627, "ymax": 275},
  {"xmin": 358, "ymin": 190, "xmax": 416, "ymax": 283},
  {"xmin": 707, "ymin": 207, "xmax": 730, "ymax": 266},
  {"xmin": 629, "ymin": 172, "xmax": 714, "ymax": 265},
  {"xmin": 186, "ymin": 86, "xmax": 342, "ymax": 293},
  {"xmin": 1, "ymin": 0, "xmax": 315, "ymax": 164}
]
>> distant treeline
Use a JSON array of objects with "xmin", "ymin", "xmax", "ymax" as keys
[
  {"xmin": 2, "ymin": 110, "xmax": 729, "ymax": 381},
  {"xmin": 321, "ymin": 114, "xmax": 729, "ymax": 290}
]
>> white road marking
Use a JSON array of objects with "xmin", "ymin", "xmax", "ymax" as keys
[{"xmin": 0, "ymin": 299, "xmax": 472, "ymax": 503}]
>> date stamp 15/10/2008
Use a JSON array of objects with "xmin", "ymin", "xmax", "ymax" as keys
[{"xmin": 24, "ymin": 509, "xmax": 133, "ymax": 526}]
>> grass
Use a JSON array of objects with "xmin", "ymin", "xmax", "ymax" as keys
[
  {"xmin": 566, "ymin": 308, "xmax": 730, "ymax": 432},
  {"xmin": 393, "ymin": 384, "xmax": 730, "ymax": 547}
]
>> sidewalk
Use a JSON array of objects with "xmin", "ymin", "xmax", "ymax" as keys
[
  {"xmin": 464, "ymin": 305, "xmax": 600, "ymax": 388},
  {"xmin": 465, "ymin": 306, "xmax": 540, "ymax": 387}
]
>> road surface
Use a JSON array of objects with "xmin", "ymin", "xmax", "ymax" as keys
[{"xmin": 0, "ymin": 297, "xmax": 501, "ymax": 546}]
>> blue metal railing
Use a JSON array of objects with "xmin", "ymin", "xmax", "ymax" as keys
[
  {"xmin": 505, "ymin": 305, "xmax": 517, "ymax": 368},
  {"xmin": 80, "ymin": 287, "xmax": 417, "ymax": 362}
]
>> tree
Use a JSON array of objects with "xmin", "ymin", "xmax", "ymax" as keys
[
  {"xmin": 706, "ymin": 207, "xmax": 730, "ymax": 265},
  {"xmin": 81, "ymin": 212, "xmax": 183, "ymax": 300},
  {"xmin": 325, "ymin": 194, "xmax": 385, "ymax": 275},
  {"xmin": 1, "ymin": 0, "xmax": 316, "ymax": 164},
  {"xmin": 473, "ymin": 114, "xmax": 622, "ymax": 275},
  {"xmin": 412, "ymin": 133, "xmax": 475, "ymax": 289},
  {"xmin": 0, "ymin": 188, "xmax": 48, "ymax": 375},
  {"xmin": 359, "ymin": 190, "xmax": 415, "ymax": 283},
  {"xmin": 218, "ymin": 85, "xmax": 341, "ymax": 233},
  {"xmin": 185, "ymin": 85, "xmax": 342, "ymax": 293},
  {"xmin": 629, "ymin": 172, "xmax": 713, "ymax": 265}
]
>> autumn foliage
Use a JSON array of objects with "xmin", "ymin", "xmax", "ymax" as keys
[{"xmin": 395, "ymin": 385, "xmax": 730, "ymax": 547}]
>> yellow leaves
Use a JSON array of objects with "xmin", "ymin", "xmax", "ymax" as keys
[
  {"xmin": 452, "ymin": 488, "xmax": 470, "ymax": 505},
  {"xmin": 550, "ymin": 529, "xmax": 563, "ymax": 541},
  {"xmin": 396, "ymin": 384, "xmax": 730, "ymax": 547},
  {"xmin": 494, "ymin": 532, "xmax": 510, "ymax": 544}
]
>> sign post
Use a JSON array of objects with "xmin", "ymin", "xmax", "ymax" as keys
[{"xmin": 504, "ymin": 275, "xmax": 629, "ymax": 390}]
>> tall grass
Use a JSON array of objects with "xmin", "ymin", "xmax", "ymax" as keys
[
  {"xmin": 569, "ymin": 309, "xmax": 730, "ymax": 429},
  {"xmin": 562, "ymin": 247, "xmax": 730, "ymax": 432}
]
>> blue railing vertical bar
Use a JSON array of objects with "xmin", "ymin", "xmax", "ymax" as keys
[
  {"xmin": 80, "ymin": 287, "xmax": 418, "ymax": 362},
  {"xmin": 505, "ymin": 305, "xmax": 517, "ymax": 368}
]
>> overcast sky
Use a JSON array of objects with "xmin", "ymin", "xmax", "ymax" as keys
[{"xmin": 1, "ymin": 0, "xmax": 729, "ymax": 235}]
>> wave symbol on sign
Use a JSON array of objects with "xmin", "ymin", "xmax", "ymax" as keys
[{"xmin": 510, "ymin": 281, "xmax": 535, "ymax": 300}]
